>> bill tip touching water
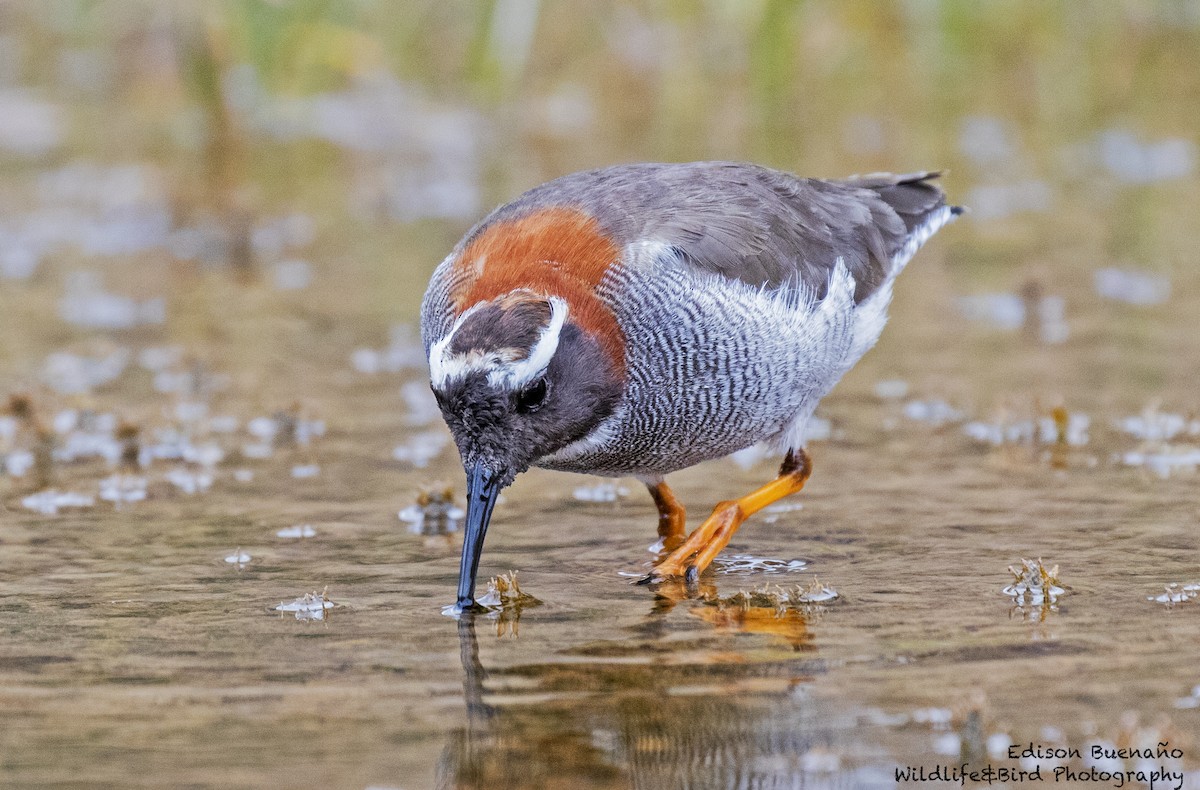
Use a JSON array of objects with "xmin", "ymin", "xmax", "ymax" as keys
[{"xmin": 420, "ymin": 162, "xmax": 962, "ymax": 611}]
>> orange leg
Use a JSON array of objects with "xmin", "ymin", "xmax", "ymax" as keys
[
  {"xmin": 642, "ymin": 449, "xmax": 813, "ymax": 584},
  {"xmin": 644, "ymin": 478, "xmax": 687, "ymax": 551}
]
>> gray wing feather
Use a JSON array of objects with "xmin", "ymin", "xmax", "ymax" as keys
[
  {"xmin": 471, "ymin": 162, "xmax": 959, "ymax": 303},
  {"xmin": 419, "ymin": 253, "xmax": 465, "ymax": 354}
]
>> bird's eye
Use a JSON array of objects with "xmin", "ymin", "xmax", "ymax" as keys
[{"xmin": 516, "ymin": 378, "xmax": 549, "ymax": 413}]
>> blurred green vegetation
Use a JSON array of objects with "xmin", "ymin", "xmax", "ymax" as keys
[
  {"xmin": 0, "ymin": 0, "xmax": 1197, "ymax": 323},
  {"xmin": 7, "ymin": 1, "xmax": 1197, "ymax": 163}
]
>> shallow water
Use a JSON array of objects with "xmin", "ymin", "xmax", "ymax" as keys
[{"xmin": 3, "ymin": 3, "xmax": 1200, "ymax": 789}]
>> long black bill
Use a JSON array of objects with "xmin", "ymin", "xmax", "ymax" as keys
[{"xmin": 456, "ymin": 462, "xmax": 502, "ymax": 611}]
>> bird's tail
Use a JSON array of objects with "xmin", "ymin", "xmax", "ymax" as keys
[{"xmin": 846, "ymin": 170, "xmax": 965, "ymax": 235}]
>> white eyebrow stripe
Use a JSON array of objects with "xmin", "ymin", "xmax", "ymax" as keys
[
  {"xmin": 488, "ymin": 296, "xmax": 567, "ymax": 388},
  {"xmin": 428, "ymin": 297, "xmax": 568, "ymax": 390},
  {"xmin": 428, "ymin": 303, "xmax": 482, "ymax": 388}
]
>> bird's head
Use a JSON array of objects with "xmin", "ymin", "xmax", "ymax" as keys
[{"xmin": 427, "ymin": 291, "xmax": 622, "ymax": 610}]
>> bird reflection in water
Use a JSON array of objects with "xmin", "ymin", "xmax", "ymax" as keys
[
  {"xmin": 437, "ymin": 585, "xmax": 865, "ymax": 790},
  {"xmin": 648, "ymin": 578, "xmax": 822, "ymax": 652}
]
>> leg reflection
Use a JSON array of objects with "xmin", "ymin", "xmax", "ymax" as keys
[{"xmin": 436, "ymin": 592, "xmax": 842, "ymax": 789}]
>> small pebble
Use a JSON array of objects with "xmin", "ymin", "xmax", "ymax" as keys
[
  {"xmin": 272, "ymin": 259, "xmax": 312, "ymax": 291},
  {"xmin": 22, "ymin": 490, "xmax": 96, "ymax": 515},
  {"xmin": 99, "ymin": 475, "xmax": 147, "ymax": 505},
  {"xmin": 572, "ymin": 481, "xmax": 629, "ymax": 502},
  {"xmin": 4, "ymin": 449, "xmax": 34, "ymax": 477},
  {"xmin": 392, "ymin": 431, "xmax": 449, "ymax": 468},
  {"xmin": 903, "ymin": 399, "xmax": 965, "ymax": 426},
  {"xmin": 874, "ymin": 379, "xmax": 909, "ymax": 400},
  {"xmin": 277, "ymin": 524, "xmax": 316, "ymax": 539},
  {"xmin": 1094, "ymin": 267, "xmax": 1171, "ymax": 305},
  {"xmin": 165, "ymin": 468, "xmax": 213, "ymax": 495}
]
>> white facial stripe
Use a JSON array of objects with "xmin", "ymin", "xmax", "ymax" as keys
[
  {"xmin": 438, "ymin": 349, "xmax": 517, "ymax": 385},
  {"xmin": 427, "ymin": 297, "xmax": 568, "ymax": 390},
  {"xmin": 489, "ymin": 296, "xmax": 567, "ymax": 388},
  {"xmin": 428, "ymin": 303, "xmax": 482, "ymax": 388}
]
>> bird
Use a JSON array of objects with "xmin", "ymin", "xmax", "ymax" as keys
[{"xmin": 421, "ymin": 162, "xmax": 962, "ymax": 611}]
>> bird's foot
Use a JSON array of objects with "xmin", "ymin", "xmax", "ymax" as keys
[
  {"xmin": 638, "ymin": 502, "xmax": 742, "ymax": 585},
  {"xmin": 641, "ymin": 501, "xmax": 743, "ymax": 583},
  {"xmin": 637, "ymin": 450, "xmax": 814, "ymax": 590}
]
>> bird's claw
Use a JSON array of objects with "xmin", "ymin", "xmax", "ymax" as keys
[{"xmin": 637, "ymin": 564, "xmax": 702, "ymax": 587}]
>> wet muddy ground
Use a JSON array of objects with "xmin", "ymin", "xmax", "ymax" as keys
[{"xmin": 2, "ymin": 4, "xmax": 1200, "ymax": 789}]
